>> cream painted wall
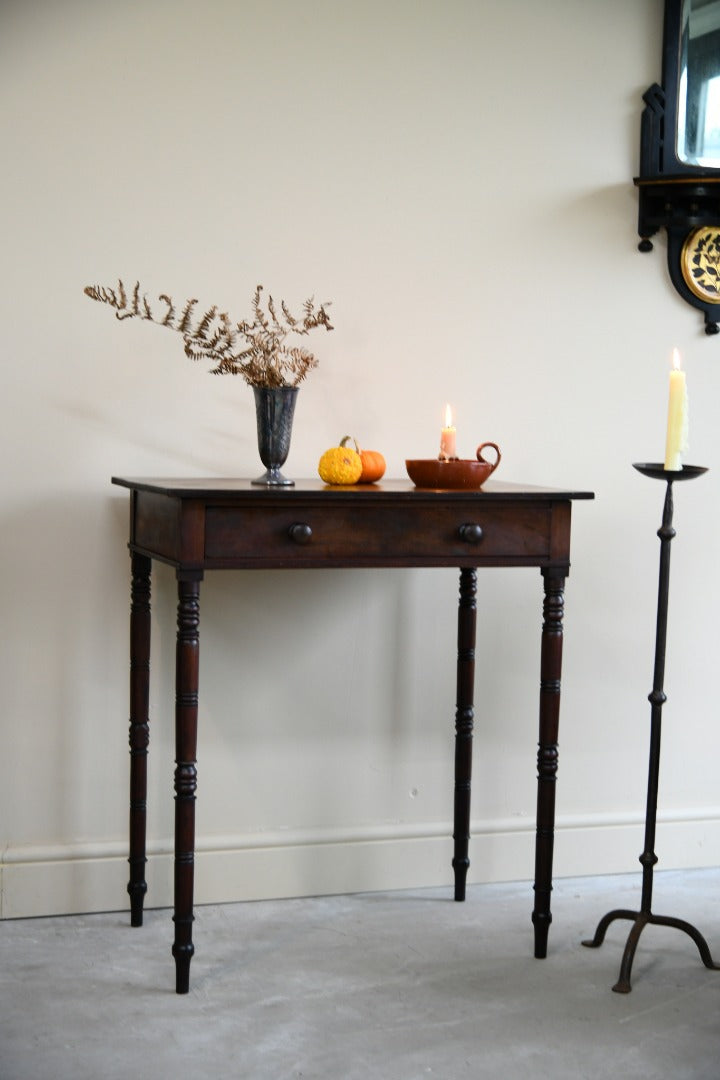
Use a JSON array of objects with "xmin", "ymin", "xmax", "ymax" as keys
[{"xmin": 3, "ymin": 0, "xmax": 720, "ymax": 920}]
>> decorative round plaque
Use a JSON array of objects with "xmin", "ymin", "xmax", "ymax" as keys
[{"xmin": 681, "ymin": 226, "xmax": 720, "ymax": 304}]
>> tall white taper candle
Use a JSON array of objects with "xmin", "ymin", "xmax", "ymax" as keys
[{"xmin": 664, "ymin": 348, "xmax": 689, "ymax": 471}]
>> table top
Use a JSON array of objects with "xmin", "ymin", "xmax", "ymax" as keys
[
  {"xmin": 112, "ymin": 477, "xmax": 595, "ymax": 502},
  {"xmin": 114, "ymin": 477, "xmax": 593, "ymax": 571}
]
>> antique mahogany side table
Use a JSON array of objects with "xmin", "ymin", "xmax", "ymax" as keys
[{"xmin": 112, "ymin": 476, "xmax": 594, "ymax": 993}]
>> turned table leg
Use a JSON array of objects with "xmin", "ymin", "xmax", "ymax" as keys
[
  {"xmin": 128, "ymin": 553, "xmax": 151, "ymax": 927},
  {"xmin": 532, "ymin": 567, "xmax": 566, "ymax": 958},
  {"xmin": 453, "ymin": 567, "xmax": 477, "ymax": 901},
  {"xmin": 172, "ymin": 571, "xmax": 202, "ymax": 994}
]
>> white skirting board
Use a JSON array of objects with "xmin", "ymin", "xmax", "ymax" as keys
[{"xmin": 3, "ymin": 810, "xmax": 720, "ymax": 919}]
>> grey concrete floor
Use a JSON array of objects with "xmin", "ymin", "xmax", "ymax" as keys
[{"xmin": 2, "ymin": 869, "xmax": 720, "ymax": 1080}]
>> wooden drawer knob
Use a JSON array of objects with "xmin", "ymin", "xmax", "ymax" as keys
[
  {"xmin": 288, "ymin": 522, "xmax": 313, "ymax": 545},
  {"xmin": 458, "ymin": 523, "xmax": 483, "ymax": 545}
]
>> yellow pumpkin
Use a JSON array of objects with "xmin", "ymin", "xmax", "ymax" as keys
[{"xmin": 318, "ymin": 439, "xmax": 363, "ymax": 485}]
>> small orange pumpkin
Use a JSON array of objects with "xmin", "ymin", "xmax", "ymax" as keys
[
  {"xmin": 341, "ymin": 436, "xmax": 386, "ymax": 483},
  {"xmin": 358, "ymin": 449, "xmax": 386, "ymax": 483}
]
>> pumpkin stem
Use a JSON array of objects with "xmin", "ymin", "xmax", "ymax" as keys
[{"xmin": 340, "ymin": 435, "xmax": 361, "ymax": 452}]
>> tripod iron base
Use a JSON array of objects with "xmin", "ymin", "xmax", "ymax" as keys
[
  {"xmin": 582, "ymin": 907, "xmax": 720, "ymax": 993},
  {"xmin": 583, "ymin": 464, "xmax": 719, "ymax": 992}
]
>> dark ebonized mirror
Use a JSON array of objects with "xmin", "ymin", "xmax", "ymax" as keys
[
  {"xmin": 638, "ymin": 0, "xmax": 720, "ymax": 332},
  {"xmin": 677, "ymin": 0, "xmax": 720, "ymax": 166}
]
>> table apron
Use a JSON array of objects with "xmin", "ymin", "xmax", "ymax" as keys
[{"xmin": 131, "ymin": 493, "xmax": 571, "ymax": 569}]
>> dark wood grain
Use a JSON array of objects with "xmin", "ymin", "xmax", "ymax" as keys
[
  {"xmin": 115, "ymin": 476, "xmax": 593, "ymax": 992},
  {"xmin": 127, "ymin": 553, "xmax": 151, "ymax": 927}
]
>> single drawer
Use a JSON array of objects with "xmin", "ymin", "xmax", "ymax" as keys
[{"xmin": 203, "ymin": 503, "xmax": 553, "ymax": 565}]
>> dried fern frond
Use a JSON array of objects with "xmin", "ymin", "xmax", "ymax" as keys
[
  {"xmin": 84, "ymin": 277, "xmax": 333, "ymax": 387},
  {"xmin": 158, "ymin": 294, "xmax": 175, "ymax": 326},
  {"xmin": 192, "ymin": 306, "xmax": 218, "ymax": 341},
  {"xmin": 84, "ymin": 281, "xmax": 123, "ymax": 310},
  {"xmin": 178, "ymin": 298, "xmax": 198, "ymax": 334}
]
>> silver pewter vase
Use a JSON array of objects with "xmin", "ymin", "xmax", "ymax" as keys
[{"xmin": 251, "ymin": 385, "xmax": 298, "ymax": 486}]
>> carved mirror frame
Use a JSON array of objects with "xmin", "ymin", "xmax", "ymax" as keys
[{"xmin": 637, "ymin": 0, "xmax": 720, "ymax": 332}]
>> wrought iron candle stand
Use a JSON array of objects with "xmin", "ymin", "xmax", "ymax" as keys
[{"xmin": 582, "ymin": 462, "xmax": 719, "ymax": 993}]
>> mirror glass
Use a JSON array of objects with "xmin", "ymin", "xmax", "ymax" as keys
[{"xmin": 678, "ymin": 0, "xmax": 720, "ymax": 164}]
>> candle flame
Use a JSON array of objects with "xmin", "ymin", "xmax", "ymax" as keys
[
  {"xmin": 672, "ymin": 347, "xmax": 682, "ymax": 371},
  {"xmin": 444, "ymin": 403, "xmax": 454, "ymax": 428}
]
